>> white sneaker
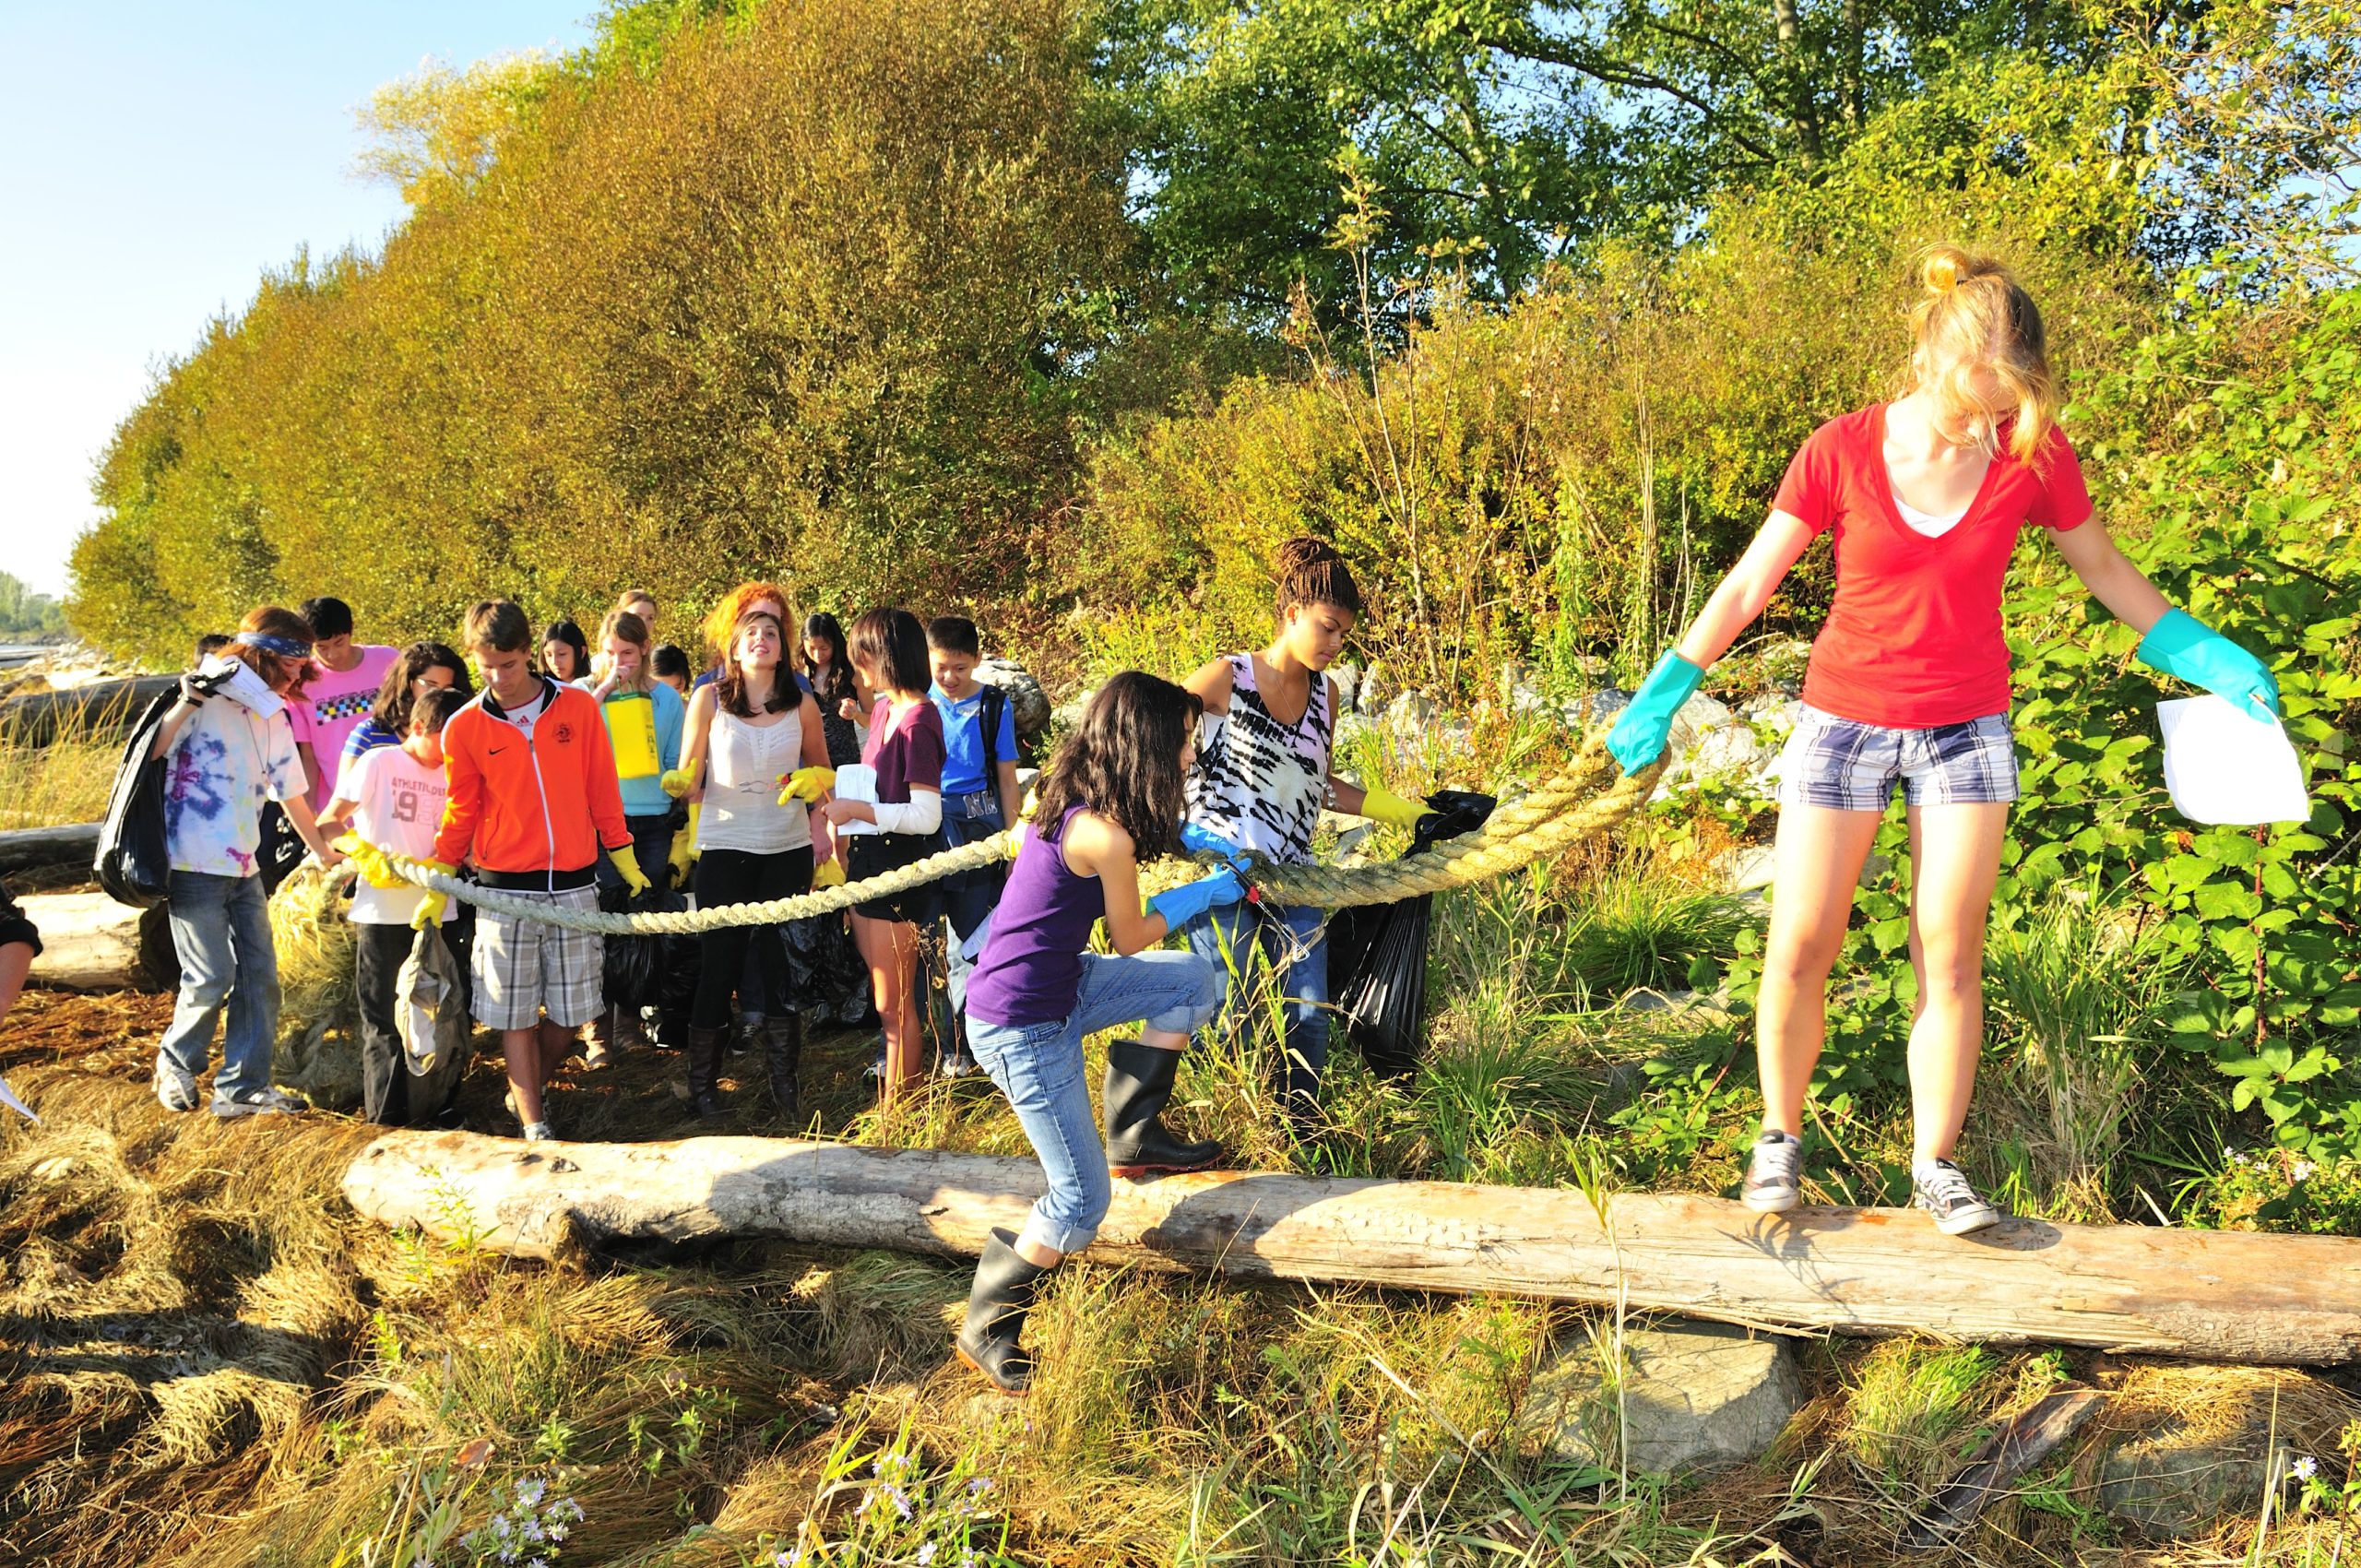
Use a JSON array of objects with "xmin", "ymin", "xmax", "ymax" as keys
[
  {"xmin": 1913, "ymin": 1158, "xmax": 2000, "ymax": 1236},
  {"xmin": 153, "ymin": 1058, "xmax": 198, "ymax": 1113},
  {"xmin": 212, "ymin": 1086, "xmax": 306, "ymax": 1119},
  {"xmin": 522, "ymin": 1121, "xmax": 557, "ymax": 1143},
  {"xmin": 1742, "ymin": 1130, "xmax": 1802, "ymax": 1213}
]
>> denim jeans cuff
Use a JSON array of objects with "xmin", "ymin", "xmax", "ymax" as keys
[{"xmin": 1021, "ymin": 1209, "xmax": 1098, "ymax": 1257}]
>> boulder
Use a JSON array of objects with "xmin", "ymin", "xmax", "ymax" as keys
[
  {"xmin": 2098, "ymin": 1417, "xmax": 2288, "ymax": 1539},
  {"xmin": 973, "ymin": 659, "xmax": 1052, "ymax": 740},
  {"xmin": 1523, "ymin": 1318, "xmax": 1802, "ymax": 1475}
]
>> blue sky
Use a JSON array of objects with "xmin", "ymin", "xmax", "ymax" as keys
[{"xmin": 0, "ymin": 2, "xmax": 596, "ymax": 600}]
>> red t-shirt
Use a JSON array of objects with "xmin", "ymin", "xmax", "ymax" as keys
[{"xmin": 1774, "ymin": 405, "xmax": 2093, "ymax": 728}]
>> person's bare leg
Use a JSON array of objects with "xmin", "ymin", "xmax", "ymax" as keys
[
  {"xmin": 882, "ymin": 921, "xmax": 923, "ymax": 1095},
  {"xmin": 503, "ymin": 1027, "xmax": 547, "ymax": 1123},
  {"xmin": 1756, "ymin": 805, "xmax": 1885, "ymax": 1134},
  {"xmin": 537, "ymin": 1017, "xmax": 572, "ymax": 1089},
  {"xmin": 854, "ymin": 915, "xmax": 916, "ymax": 1100},
  {"xmin": 1141, "ymin": 1027, "xmax": 1188, "ymax": 1051},
  {"xmin": 1902, "ymin": 802, "xmax": 2011, "ymax": 1162},
  {"xmin": 1015, "ymin": 1238, "xmax": 1062, "ymax": 1267}
]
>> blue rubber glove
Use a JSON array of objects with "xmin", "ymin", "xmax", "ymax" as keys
[
  {"xmin": 2137, "ymin": 609, "xmax": 2280, "ymax": 722},
  {"xmin": 1180, "ymin": 823, "xmax": 1251, "ymax": 872},
  {"xmin": 1148, "ymin": 869, "xmax": 1246, "ymax": 931},
  {"xmin": 1606, "ymin": 649, "xmax": 1706, "ymax": 771}
]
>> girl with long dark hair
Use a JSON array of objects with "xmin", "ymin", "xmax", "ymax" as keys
[
  {"xmin": 801, "ymin": 611, "xmax": 862, "ymax": 766},
  {"xmin": 540, "ymin": 619, "xmax": 590, "ymax": 684},
  {"xmin": 953, "ymin": 671, "xmax": 1244, "ymax": 1395},
  {"xmin": 341, "ymin": 641, "xmax": 471, "ymax": 767}
]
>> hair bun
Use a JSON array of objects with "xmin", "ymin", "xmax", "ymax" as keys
[{"xmin": 1923, "ymin": 251, "xmax": 1963, "ymax": 295}]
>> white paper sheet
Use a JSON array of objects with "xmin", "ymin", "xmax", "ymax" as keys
[
  {"xmin": 831, "ymin": 763, "xmax": 882, "ymax": 837},
  {"xmin": 2155, "ymin": 696, "xmax": 2311, "ymax": 826},
  {"xmin": 0, "ymin": 1074, "xmax": 36, "ymax": 1122}
]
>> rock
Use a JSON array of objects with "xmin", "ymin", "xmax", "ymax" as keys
[
  {"xmin": 1738, "ymin": 693, "xmax": 1804, "ymax": 738},
  {"xmin": 1383, "ymin": 690, "xmax": 1438, "ymax": 735},
  {"xmin": 1566, "ymin": 689, "xmax": 1631, "ymax": 730},
  {"xmin": 1686, "ymin": 724, "xmax": 1762, "ymax": 783},
  {"xmin": 1718, "ymin": 845, "xmax": 1777, "ymax": 894},
  {"xmin": 1329, "ymin": 662, "xmax": 1363, "ymax": 716},
  {"xmin": 973, "ymin": 659, "xmax": 1052, "ymax": 739},
  {"xmin": 2099, "ymin": 1416, "xmax": 2289, "ymax": 1539},
  {"xmin": 1665, "ymin": 692, "xmax": 1734, "ymax": 754},
  {"xmin": 1523, "ymin": 1318, "xmax": 1801, "ymax": 1475}
]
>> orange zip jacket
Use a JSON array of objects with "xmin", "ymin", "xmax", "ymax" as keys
[{"xmin": 433, "ymin": 678, "xmax": 629, "ymax": 880}]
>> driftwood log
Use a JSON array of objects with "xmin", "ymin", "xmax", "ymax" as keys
[
  {"xmin": 22, "ymin": 891, "xmax": 176, "ymax": 991},
  {"xmin": 344, "ymin": 1132, "xmax": 2361, "ymax": 1365},
  {"xmin": 0, "ymin": 675, "xmax": 176, "ymax": 746},
  {"xmin": 0, "ymin": 822, "xmax": 101, "ymax": 874}
]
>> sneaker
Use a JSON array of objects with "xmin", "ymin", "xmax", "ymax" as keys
[
  {"xmin": 938, "ymin": 1048, "xmax": 977, "ymax": 1080},
  {"xmin": 153, "ymin": 1058, "xmax": 198, "ymax": 1114},
  {"xmin": 1913, "ymin": 1158, "xmax": 2000, "ymax": 1236},
  {"xmin": 522, "ymin": 1121, "xmax": 557, "ymax": 1143},
  {"xmin": 1742, "ymin": 1130, "xmax": 1802, "ymax": 1213},
  {"xmin": 212, "ymin": 1087, "xmax": 306, "ymax": 1119},
  {"xmin": 862, "ymin": 1043, "xmax": 887, "ymax": 1082}
]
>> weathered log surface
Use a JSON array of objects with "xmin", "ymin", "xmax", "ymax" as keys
[
  {"xmin": 0, "ymin": 676, "xmax": 175, "ymax": 746},
  {"xmin": 22, "ymin": 891, "xmax": 175, "ymax": 991},
  {"xmin": 344, "ymin": 1132, "xmax": 2361, "ymax": 1364},
  {"xmin": 0, "ymin": 822, "xmax": 101, "ymax": 874}
]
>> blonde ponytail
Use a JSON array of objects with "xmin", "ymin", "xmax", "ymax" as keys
[{"xmin": 1904, "ymin": 244, "xmax": 2058, "ymax": 466}]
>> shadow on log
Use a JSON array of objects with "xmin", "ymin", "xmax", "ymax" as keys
[
  {"xmin": 0, "ymin": 822, "xmax": 101, "ymax": 874},
  {"xmin": 343, "ymin": 1131, "xmax": 2361, "ymax": 1365}
]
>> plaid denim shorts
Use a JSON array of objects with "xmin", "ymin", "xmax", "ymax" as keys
[
  {"xmin": 1775, "ymin": 703, "xmax": 2020, "ymax": 813},
  {"xmin": 470, "ymin": 885, "xmax": 604, "ymax": 1031}
]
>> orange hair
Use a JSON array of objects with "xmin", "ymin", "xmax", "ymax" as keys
[
  {"xmin": 1904, "ymin": 244, "xmax": 2058, "ymax": 466},
  {"xmin": 701, "ymin": 581, "xmax": 793, "ymax": 667}
]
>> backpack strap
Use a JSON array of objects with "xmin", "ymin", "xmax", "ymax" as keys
[{"xmin": 979, "ymin": 684, "xmax": 1005, "ymax": 778}]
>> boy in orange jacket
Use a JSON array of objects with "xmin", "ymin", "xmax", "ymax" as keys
[{"xmin": 415, "ymin": 600, "xmax": 649, "ymax": 1140}]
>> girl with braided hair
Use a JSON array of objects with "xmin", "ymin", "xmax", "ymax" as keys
[
  {"xmin": 1180, "ymin": 535, "xmax": 1438, "ymax": 1143},
  {"xmin": 1610, "ymin": 245, "xmax": 2281, "ymax": 1235}
]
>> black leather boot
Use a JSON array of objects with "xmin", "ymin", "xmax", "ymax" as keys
[
  {"xmin": 954, "ymin": 1228, "xmax": 1051, "ymax": 1396},
  {"xmin": 763, "ymin": 1012, "xmax": 804, "ymax": 1121},
  {"xmin": 685, "ymin": 1024, "xmax": 729, "ymax": 1120},
  {"xmin": 1103, "ymin": 1039, "xmax": 1224, "ymax": 1178}
]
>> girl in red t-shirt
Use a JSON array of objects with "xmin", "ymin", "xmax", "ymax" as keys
[{"xmin": 1608, "ymin": 245, "xmax": 2278, "ymax": 1236}]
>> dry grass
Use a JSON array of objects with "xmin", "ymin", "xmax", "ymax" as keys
[{"xmin": 0, "ymin": 732, "xmax": 120, "ymax": 831}]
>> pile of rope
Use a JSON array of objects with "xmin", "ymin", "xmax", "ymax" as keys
[{"xmin": 374, "ymin": 744, "xmax": 1666, "ymax": 935}]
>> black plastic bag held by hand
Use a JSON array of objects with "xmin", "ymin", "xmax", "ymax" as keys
[
  {"xmin": 1327, "ymin": 789, "xmax": 1496, "ymax": 1081},
  {"xmin": 94, "ymin": 689, "xmax": 183, "ymax": 909},
  {"xmin": 602, "ymin": 882, "xmax": 681, "ymax": 1013}
]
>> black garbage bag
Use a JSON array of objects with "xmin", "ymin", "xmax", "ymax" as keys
[
  {"xmin": 602, "ymin": 881, "xmax": 682, "ymax": 1012},
  {"xmin": 256, "ymin": 802, "xmax": 308, "ymax": 897},
  {"xmin": 1326, "ymin": 789, "xmax": 1496, "ymax": 1081},
  {"xmin": 784, "ymin": 911, "xmax": 866, "ymax": 1015},
  {"xmin": 631, "ymin": 886, "xmax": 701, "ymax": 1047},
  {"xmin": 94, "ymin": 689, "xmax": 180, "ymax": 909}
]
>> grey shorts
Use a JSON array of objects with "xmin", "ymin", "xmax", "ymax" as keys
[
  {"xmin": 471, "ymin": 885, "xmax": 604, "ymax": 1031},
  {"xmin": 1776, "ymin": 703, "xmax": 2020, "ymax": 813}
]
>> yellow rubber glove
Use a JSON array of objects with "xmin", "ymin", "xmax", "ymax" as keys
[
  {"xmin": 408, "ymin": 859, "xmax": 457, "ymax": 931},
  {"xmin": 609, "ymin": 843, "xmax": 652, "ymax": 897},
  {"xmin": 1358, "ymin": 784, "xmax": 1436, "ymax": 829},
  {"xmin": 659, "ymin": 765, "xmax": 698, "ymax": 799},
  {"xmin": 668, "ymin": 805, "xmax": 701, "ymax": 888},
  {"xmin": 335, "ymin": 834, "xmax": 404, "ymax": 890},
  {"xmin": 813, "ymin": 857, "xmax": 847, "ymax": 889},
  {"xmin": 778, "ymin": 765, "xmax": 836, "ymax": 804}
]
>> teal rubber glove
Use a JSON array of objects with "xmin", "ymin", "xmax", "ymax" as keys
[
  {"xmin": 1606, "ymin": 649, "xmax": 1706, "ymax": 771},
  {"xmin": 2137, "ymin": 609, "xmax": 2280, "ymax": 722},
  {"xmin": 1180, "ymin": 823, "xmax": 1252, "ymax": 873},
  {"xmin": 1148, "ymin": 869, "xmax": 1246, "ymax": 931}
]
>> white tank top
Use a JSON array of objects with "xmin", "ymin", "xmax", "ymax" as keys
[{"xmin": 700, "ymin": 706, "xmax": 812, "ymax": 855}]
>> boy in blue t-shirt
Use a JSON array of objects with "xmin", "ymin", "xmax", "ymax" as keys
[{"xmin": 927, "ymin": 616, "xmax": 1021, "ymax": 1074}]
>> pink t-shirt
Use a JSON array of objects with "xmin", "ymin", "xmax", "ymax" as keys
[
  {"xmin": 290, "ymin": 645, "xmax": 398, "ymax": 805},
  {"xmin": 330, "ymin": 742, "xmax": 454, "ymax": 925}
]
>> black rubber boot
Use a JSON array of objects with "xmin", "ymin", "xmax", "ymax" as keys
[
  {"xmin": 763, "ymin": 1012, "xmax": 804, "ymax": 1121},
  {"xmin": 685, "ymin": 1024, "xmax": 729, "ymax": 1120},
  {"xmin": 954, "ymin": 1228, "xmax": 1051, "ymax": 1396},
  {"xmin": 1103, "ymin": 1039, "xmax": 1224, "ymax": 1178}
]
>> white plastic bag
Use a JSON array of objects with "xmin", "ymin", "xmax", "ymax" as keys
[
  {"xmin": 396, "ymin": 924, "xmax": 471, "ymax": 1098},
  {"xmin": 2156, "ymin": 696, "xmax": 2310, "ymax": 826}
]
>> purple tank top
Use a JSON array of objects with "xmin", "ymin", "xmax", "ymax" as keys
[{"xmin": 965, "ymin": 806, "xmax": 1105, "ymax": 1028}]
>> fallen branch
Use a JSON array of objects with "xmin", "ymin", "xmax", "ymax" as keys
[{"xmin": 343, "ymin": 1133, "xmax": 2361, "ymax": 1365}]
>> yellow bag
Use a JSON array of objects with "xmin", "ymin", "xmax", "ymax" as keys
[{"xmin": 606, "ymin": 692, "xmax": 661, "ymax": 778}]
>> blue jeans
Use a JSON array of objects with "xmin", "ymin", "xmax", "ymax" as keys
[
  {"xmin": 159, "ymin": 869, "xmax": 280, "ymax": 1104},
  {"xmin": 1184, "ymin": 901, "xmax": 1332, "ymax": 1107},
  {"xmin": 965, "ymin": 950, "xmax": 1222, "ymax": 1255}
]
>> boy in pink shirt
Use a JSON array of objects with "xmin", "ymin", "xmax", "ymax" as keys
[{"xmin": 292, "ymin": 596, "xmax": 398, "ymax": 808}]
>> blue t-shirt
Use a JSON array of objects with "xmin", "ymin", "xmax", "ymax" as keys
[{"xmin": 931, "ymin": 684, "xmax": 1016, "ymax": 797}]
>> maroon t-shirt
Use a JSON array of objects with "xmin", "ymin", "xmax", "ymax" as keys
[{"xmin": 863, "ymin": 696, "xmax": 944, "ymax": 802}]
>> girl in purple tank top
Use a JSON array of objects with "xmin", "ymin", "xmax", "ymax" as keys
[{"xmin": 952, "ymin": 672, "xmax": 1245, "ymax": 1397}]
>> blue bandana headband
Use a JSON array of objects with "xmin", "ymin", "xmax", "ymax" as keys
[{"xmin": 236, "ymin": 633, "xmax": 314, "ymax": 659}]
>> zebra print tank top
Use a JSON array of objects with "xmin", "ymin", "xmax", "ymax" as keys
[{"xmin": 1185, "ymin": 651, "xmax": 1332, "ymax": 864}]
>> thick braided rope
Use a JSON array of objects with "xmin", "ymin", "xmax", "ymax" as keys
[{"xmin": 375, "ymin": 744, "xmax": 1663, "ymax": 936}]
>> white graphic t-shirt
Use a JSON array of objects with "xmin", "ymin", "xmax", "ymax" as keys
[{"xmin": 333, "ymin": 743, "xmax": 454, "ymax": 924}]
